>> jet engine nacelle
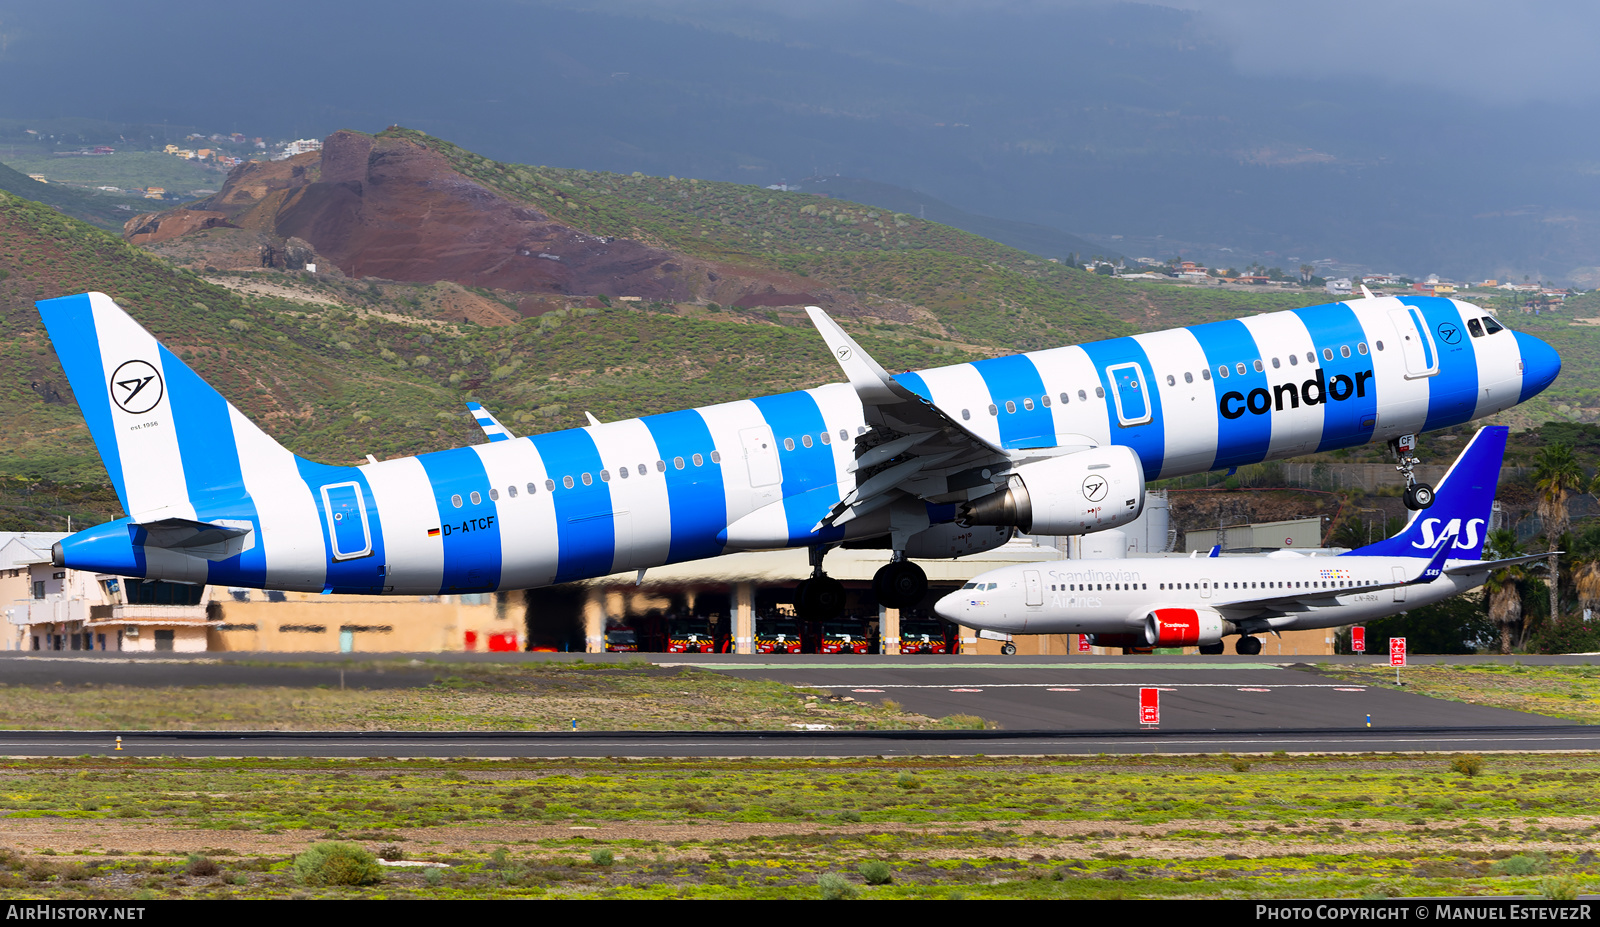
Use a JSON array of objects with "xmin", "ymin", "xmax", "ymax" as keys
[
  {"xmin": 903, "ymin": 524, "xmax": 1014, "ymax": 559},
  {"xmin": 1142, "ymin": 607, "xmax": 1231, "ymax": 647},
  {"xmin": 961, "ymin": 445, "xmax": 1145, "ymax": 536}
]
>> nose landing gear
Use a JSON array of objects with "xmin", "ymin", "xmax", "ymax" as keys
[
  {"xmin": 795, "ymin": 545, "xmax": 846, "ymax": 621},
  {"xmin": 1391, "ymin": 433, "xmax": 1434, "ymax": 511}
]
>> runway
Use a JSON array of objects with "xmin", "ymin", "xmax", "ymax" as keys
[
  {"xmin": 0, "ymin": 652, "xmax": 1586, "ymax": 758},
  {"xmin": 3, "ymin": 726, "xmax": 1598, "ymax": 758}
]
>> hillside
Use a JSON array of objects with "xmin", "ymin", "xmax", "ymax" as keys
[{"xmin": 0, "ymin": 127, "xmax": 1504, "ymax": 531}]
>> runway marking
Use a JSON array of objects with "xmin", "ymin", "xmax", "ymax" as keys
[
  {"xmin": 851, "ymin": 689, "xmax": 884, "ymax": 693},
  {"xmin": 684, "ymin": 663, "xmax": 1285, "ymax": 671},
  {"xmin": 949, "ymin": 688, "xmax": 983, "ymax": 693},
  {"xmin": 1238, "ymin": 687, "xmax": 1272, "ymax": 692},
  {"xmin": 805, "ymin": 683, "xmax": 1371, "ymax": 690}
]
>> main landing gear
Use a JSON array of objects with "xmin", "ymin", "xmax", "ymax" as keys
[
  {"xmin": 1391, "ymin": 433, "xmax": 1435, "ymax": 511},
  {"xmin": 873, "ymin": 553, "xmax": 928, "ymax": 611},
  {"xmin": 1198, "ymin": 642, "xmax": 1225, "ymax": 656},
  {"xmin": 1235, "ymin": 636, "xmax": 1262, "ymax": 656},
  {"xmin": 1001, "ymin": 642, "xmax": 1017, "ymax": 656},
  {"xmin": 795, "ymin": 548, "xmax": 929, "ymax": 621},
  {"xmin": 794, "ymin": 546, "xmax": 846, "ymax": 621}
]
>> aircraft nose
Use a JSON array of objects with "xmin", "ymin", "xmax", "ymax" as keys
[
  {"xmin": 933, "ymin": 589, "xmax": 965, "ymax": 622},
  {"xmin": 1515, "ymin": 331, "xmax": 1561, "ymax": 402}
]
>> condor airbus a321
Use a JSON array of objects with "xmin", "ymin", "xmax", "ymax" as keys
[
  {"xmin": 934, "ymin": 426, "xmax": 1543, "ymax": 655},
  {"xmin": 40, "ymin": 291, "xmax": 1558, "ymax": 622}
]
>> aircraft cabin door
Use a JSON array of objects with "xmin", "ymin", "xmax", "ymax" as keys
[
  {"xmin": 1392, "ymin": 566, "xmax": 1408, "ymax": 602},
  {"xmin": 739, "ymin": 425, "xmax": 784, "ymax": 508},
  {"xmin": 1024, "ymin": 570, "xmax": 1043, "ymax": 607},
  {"xmin": 320, "ymin": 482, "xmax": 373, "ymax": 561},
  {"xmin": 1106, "ymin": 363, "xmax": 1153, "ymax": 426},
  {"xmin": 1388, "ymin": 308, "xmax": 1439, "ymax": 379},
  {"xmin": 1200, "ymin": 579, "xmax": 1212, "ymax": 599}
]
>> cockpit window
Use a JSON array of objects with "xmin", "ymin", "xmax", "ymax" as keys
[
  {"xmin": 961, "ymin": 582, "xmax": 977, "ymax": 590},
  {"xmin": 1482, "ymin": 315, "xmax": 1504, "ymax": 334},
  {"xmin": 1467, "ymin": 318, "xmax": 1484, "ymax": 338}
]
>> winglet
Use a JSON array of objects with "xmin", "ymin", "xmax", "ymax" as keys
[
  {"xmin": 465, "ymin": 401, "xmax": 516, "ymax": 443},
  {"xmin": 1412, "ymin": 531, "xmax": 1457, "ymax": 584},
  {"xmin": 1208, "ymin": 544, "xmax": 1221, "ymax": 558},
  {"xmin": 805, "ymin": 306, "xmax": 915, "ymax": 406}
]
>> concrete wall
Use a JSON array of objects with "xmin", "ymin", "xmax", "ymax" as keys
[{"xmin": 206, "ymin": 596, "xmax": 502, "ymax": 652}]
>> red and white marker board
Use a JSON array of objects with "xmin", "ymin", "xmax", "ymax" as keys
[
  {"xmin": 1389, "ymin": 637, "xmax": 1406, "ymax": 667},
  {"xmin": 1077, "ymin": 633, "xmax": 1092, "ymax": 653},
  {"xmin": 1351, "ymin": 626, "xmax": 1366, "ymax": 653},
  {"xmin": 1139, "ymin": 687, "xmax": 1160, "ymax": 725}
]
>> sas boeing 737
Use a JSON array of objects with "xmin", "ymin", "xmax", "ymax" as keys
[
  {"xmin": 934, "ymin": 426, "xmax": 1543, "ymax": 654},
  {"xmin": 38, "ymin": 291, "xmax": 1558, "ymax": 622}
]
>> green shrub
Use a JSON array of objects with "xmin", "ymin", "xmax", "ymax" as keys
[
  {"xmin": 896, "ymin": 772, "xmax": 923, "ymax": 790},
  {"xmin": 858, "ymin": 861, "xmax": 893, "ymax": 885},
  {"xmin": 1231, "ymin": 760, "xmax": 1252, "ymax": 772},
  {"xmin": 423, "ymin": 866, "xmax": 444, "ymax": 886},
  {"xmin": 1541, "ymin": 876, "xmax": 1580, "ymax": 901},
  {"xmin": 835, "ymin": 811, "xmax": 862, "ymax": 823},
  {"xmin": 1494, "ymin": 854, "xmax": 1548, "ymax": 877},
  {"xmin": 291, "ymin": 842, "xmax": 383, "ymax": 886},
  {"xmin": 1451, "ymin": 754, "xmax": 1485, "ymax": 777},
  {"xmin": 590, "ymin": 849, "xmax": 614, "ymax": 867},
  {"xmin": 818, "ymin": 872, "xmax": 859, "ymax": 900},
  {"xmin": 184, "ymin": 854, "xmax": 219, "ymax": 877}
]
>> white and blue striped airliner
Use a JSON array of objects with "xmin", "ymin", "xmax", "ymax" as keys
[{"xmin": 39, "ymin": 290, "xmax": 1559, "ymax": 615}]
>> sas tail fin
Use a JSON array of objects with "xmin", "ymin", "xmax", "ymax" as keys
[
  {"xmin": 1346, "ymin": 425, "xmax": 1508, "ymax": 561},
  {"xmin": 37, "ymin": 291, "xmax": 300, "ymax": 522}
]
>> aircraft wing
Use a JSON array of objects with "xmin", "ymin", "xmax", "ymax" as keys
[
  {"xmin": 1443, "ymin": 552, "xmax": 1553, "ymax": 576},
  {"xmin": 1212, "ymin": 532, "xmax": 1456, "ymax": 622},
  {"xmin": 806, "ymin": 307, "xmax": 1040, "ymax": 529},
  {"xmin": 466, "ymin": 401, "xmax": 516, "ymax": 443}
]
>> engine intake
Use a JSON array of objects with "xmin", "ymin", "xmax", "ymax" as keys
[
  {"xmin": 961, "ymin": 445, "xmax": 1145, "ymax": 535},
  {"xmin": 1143, "ymin": 607, "xmax": 1231, "ymax": 647}
]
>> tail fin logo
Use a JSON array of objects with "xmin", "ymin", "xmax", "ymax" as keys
[
  {"xmin": 1411, "ymin": 517, "xmax": 1485, "ymax": 553},
  {"xmin": 110, "ymin": 360, "xmax": 163, "ymax": 414}
]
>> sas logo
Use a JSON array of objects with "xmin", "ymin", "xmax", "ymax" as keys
[
  {"xmin": 1411, "ymin": 517, "xmax": 1485, "ymax": 551},
  {"xmin": 1218, "ymin": 366, "xmax": 1373, "ymax": 420},
  {"xmin": 109, "ymin": 359, "xmax": 164, "ymax": 415}
]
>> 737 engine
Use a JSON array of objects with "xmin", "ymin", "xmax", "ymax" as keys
[
  {"xmin": 960, "ymin": 445, "xmax": 1145, "ymax": 536},
  {"xmin": 1142, "ymin": 607, "xmax": 1232, "ymax": 647}
]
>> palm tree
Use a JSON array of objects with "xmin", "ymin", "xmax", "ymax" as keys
[
  {"xmin": 1534, "ymin": 444, "xmax": 1585, "ymax": 627},
  {"xmin": 1484, "ymin": 528, "xmax": 1528, "ymax": 653}
]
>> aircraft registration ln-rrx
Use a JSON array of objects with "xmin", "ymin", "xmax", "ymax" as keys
[
  {"xmin": 934, "ymin": 426, "xmax": 1546, "ymax": 655},
  {"xmin": 40, "ymin": 291, "xmax": 1558, "ymax": 620}
]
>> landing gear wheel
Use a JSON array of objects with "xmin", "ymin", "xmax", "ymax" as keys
[
  {"xmin": 1404, "ymin": 482, "xmax": 1435, "ymax": 511},
  {"xmin": 1236, "ymin": 636, "xmax": 1262, "ymax": 656},
  {"xmin": 1000, "ymin": 642, "xmax": 1017, "ymax": 656},
  {"xmin": 873, "ymin": 560, "xmax": 928, "ymax": 610},
  {"xmin": 797, "ymin": 576, "xmax": 846, "ymax": 620},
  {"xmin": 1198, "ymin": 642, "xmax": 1225, "ymax": 655}
]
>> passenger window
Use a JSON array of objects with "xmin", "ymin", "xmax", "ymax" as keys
[
  {"xmin": 451, "ymin": 494, "xmax": 463, "ymax": 508},
  {"xmin": 1236, "ymin": 362, "xmax": 1246, "ymax": 375},
  {"xmin": 674, "ymin": 456, "xmax": 686, "ymax": 469},
  {"xmin": 1289, "ymin": 354, "xmax": 1299, "ymax": 366},
  {"xmin": 693, "ymin": 453, "xmax": 704, "ymax": 466},
  {"xmin": 563, "ymin": 476, "xmax": 575, "ymax": 489},
  {"xmin": 1375, "ymin": 341, "xmax": 1385, "ymax": 351},
  {"xmin": 508, "ymin": 485, "xmax": 518, "ymax": 497},
  {"xmin": 619, "ymin": 467, "xmax": 629, "ymax": 479},
  {"xmin": 580, "ymin": 473, "xmax": 592, "ymax": 486},
  {"xmin": 1005, "ymin": 401, "xmax": 1016, "ymax": 414},
  {"xmin": 1076, "ymin": 390, "xmax": 1087, "ymax": 401},
  {"xmin": 1095, "ymin": 387, "xmax": 1104, "ymax": 398},
  {"xmin": 783, "ymin": 438, "xmax": 794, "ymax": 451},
  {"xmin": 1184, "ymin": 371, "xmax": 1193, "ymax": 384},
  {"xmin": 711, "ymin": 451, "xmax": 722, "ymax": 463},
  {"xmin": 1253, "ymin": 359, "xmax": 1263, "ymax": 372},
  {"xmin": 1041, "ymin": 394, "xmax": 1051, "ymax": 407},
  {"xmin": 527, "ymin": 482, "xmax": 537, "ymax": 494},
  {"xmin": 470, "ymin": 491, "xmax": 482, "ymax": 504},
  {"xmin": 1340, "ymin": 345, "xmax": 1351, "ymax": 358},
  {"xmin": 962, "ymin": 409, "xmax": 971, "ymax": 420},
  {"xmin": 1166, "ymin": 374, "xmax": 1176, "ymax": 386},
  {"xmin": 1271, "ymin": 357, "xmax": 1280, "ymax": 368},
  {"xmin": 840, "ymin": 429, "xmax": 849, "ymax": 441},
  {"xmin": 1322, "ymin": 348, "xmax": 1334, "ymax": 361},
  {"xmin": 1467, "ymin": 318, "xmax": 1484, "ymax": 338},
  {"xmin": 1060, "ymin": 392, "xmax": 1071, "ymax": 404},
  {"xmin": 1358, "ymin": 343, "xmax": 1369, "ymax": 354},
  {"xmin": 656, "ymin": 460, "xmax": 667, "ymax": 472},
  {"xmin": 1201, "ymin": 369, "xmax": 1211, "ymax": 381},
  {"xmin": 1022, "ymin": 398, "xmax": 1034, "ymax": 411},
  {"xmin": 545, "ymin": 479, "xmax": 556, "ymax": 491},
  {"xmin": 1218, "ymin": 365, "xmax": 1229, "ymax": 379},
  {"xmin": 489, "ymin": 488, "xmax": 500, "ymax": 500},
  {"xmin": 599, "ymin": 470, "xmax": 610, "ymax": 482},
  {"xmin": 819, "ymin": 433, "xmax": 830, "ymax": 445},
  {"xmin": 638, "ymin": 464, "xmax": 648, "ymax": 475},
  {"xmin": 801, "ymin": 435, "xmax": 812, "ymax": 448},
  {"xmin": 1308, "ymin": 351, "xmax": 1318, "ymax": 363},
  {"xmin": 989, "ymin": 404, "xmax": 999, "ymax": 416}
]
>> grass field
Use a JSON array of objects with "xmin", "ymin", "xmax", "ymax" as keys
[
  {"xmin": 0, "ymin": 659, "xmax": 982, "ymax": 732},
  {"xmin": 1, "ymin": 752, "xmax": 1598, "ymax": 899},
  {"xmin": 1315, "ymin": 663, "xmax": 1600, "ymax": 725}
]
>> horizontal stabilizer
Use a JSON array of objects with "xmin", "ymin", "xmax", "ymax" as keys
[{"xmin": 1444, "ymin": 552, "xmax": 1553, "ymax": 576}]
